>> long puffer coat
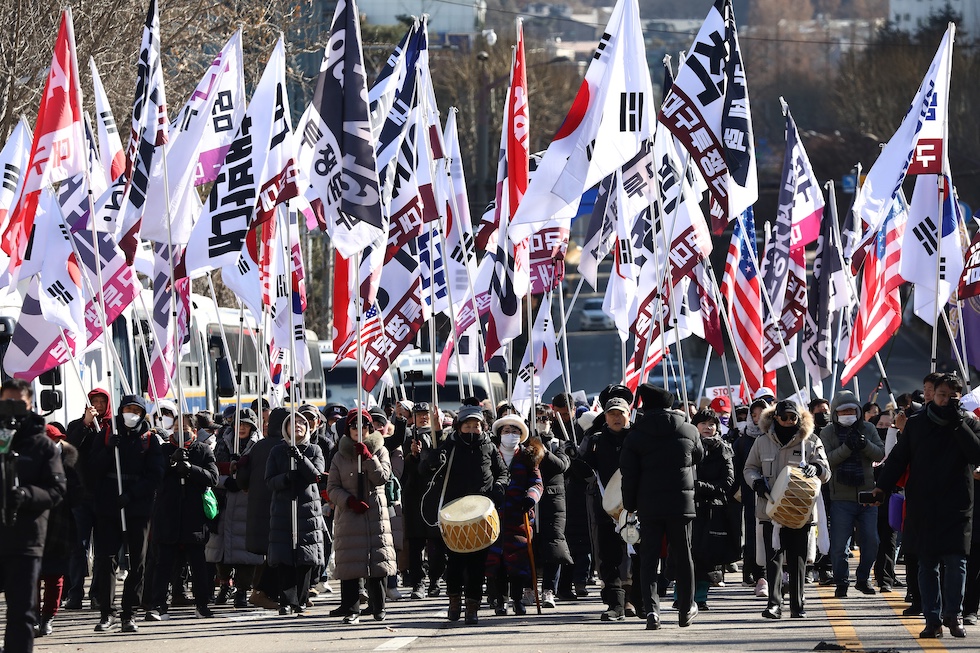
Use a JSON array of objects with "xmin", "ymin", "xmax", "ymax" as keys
[
  {"xmin": 205, "ymin": 429, "xmax": 264, "ymax": 565},
  {"xmin": 238, "ymin": 408, "xmax": 287, "ymax": 556},
  {"xmin": 265, "ymin": 436, "xmax": 325, "ymax": 567},
  {"xmin": 532, "ymin": 435, "xmax": 573, "ymax": 565},
  {"xmin": 692, "ymin": 436, "xmax": 737, "ymax": 566},
  {"xmin": 152, "ymin": 438, "xmax": 219, "ymax": 545},
  {"xmin": 327, "ymin": 432, "xmax": 397, "ymax": 581},
  {"xmin": 485, "ymin": 440, "xmax": 544, "ymax": 582}
]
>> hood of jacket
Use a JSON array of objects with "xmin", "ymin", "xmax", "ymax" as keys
[
  {"xmin": 266, "ymin": 407, "xmax": 289, "ymax": 442},
  {"xmin": 830, "ymin": 390, "xmax": 863, "ymax": 425},
  {"xmin": 88, "ymin": 387, "xmax": 112, "ymax": 420},
  {"xmin": 338, "ymin": 430, "xmax": 385, "ymax": 457},
  {"xmin": 758, "ymin": 405, "xmax": 815, "ymax": 445}
]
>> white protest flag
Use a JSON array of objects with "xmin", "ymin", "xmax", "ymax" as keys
[
  {"xmin": 90, "ymin": 59, "xmax": 125, "ymax": 185},
  {"xmin": 512, "ymin": 294, "xmax": 564, "ymax": 418},
  {"xmin": 193, "ymin": 37, "xmax": 246, "ymax": 187},
  {"xmin": 142, "ymin": 31, "xmax": 243, "ymax": 244},
  {"xmin": 578, "ymin": 176, "xmax": 616, "ymax": 290},
  {"xmin": 601, "ymin": 171, "xmax": 639, "ymax": 340},
  {"xmin": 657, "ymin": 0, "xmax": 757, "ymax": 233},
  {"xmin": 442, "ymin": 110, "xmax": 478, "ymax": 309},
  {"xmin": 92, "ymin": 0, "xmax": 169, "ymax": 262},
  {"xmin": 508, "ymin": 0, "xmax": 653, "ymax": 244},
  {"xmin": 35, "ymin": 189, "xmax": 86, "ymax": 348},
  {"xmin": 148, "ymin": 241, "xmax": 191, "ymax": 400},
  {"xmin": 368, "ymin": 20, "xmax": 417, "ymax": 135},
  {"xmin": 298, "ymin": 0, "xmax": 384, "ymax": 257},
  {"xmin": 851, "ymin": 25, "xmax": 953, "ymax": 253},
  {"xmin": 898, "ymin": 27, "xmax": 961, "ymax": 325},
  {"xmin": 183, "ymin": 38, "xmax": 297, "ymax": 278},
  {"xmin": 0, "ymin": 118, "xmax": 33, "ymax": 296},
  {"xmin": 269, "ymin": 207, "xmax": 312, "ymax": 393}
]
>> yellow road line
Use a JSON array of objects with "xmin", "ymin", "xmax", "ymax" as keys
[
  {"xmin": 815, "ymin": 583, "xmax": 864, "ymax": 650},
  {"xmin": 879, "ymin": 586, "xmax": 949, "ymax": 652}
]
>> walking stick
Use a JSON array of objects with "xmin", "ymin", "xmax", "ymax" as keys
[{"xmin": 524, "ymin": 511, "xmax": 541, "ymax": 615}]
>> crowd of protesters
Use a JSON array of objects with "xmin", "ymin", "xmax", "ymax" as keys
[{"xmin": 3, "ymin": 369, "xmax": 980, "ymax": 652}]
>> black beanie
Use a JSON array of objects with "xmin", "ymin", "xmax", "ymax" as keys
[{"xmin": 637, "ymin": 383, "xmax": 674, "ymax": 410}]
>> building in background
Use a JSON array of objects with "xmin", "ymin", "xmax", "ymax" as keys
[
  {"xmin": 358, "ymin": 0, "xmax": 487, "ymax": 35},
  {"xmin": 889, "ymin": 0, "xmax": 979, "ymax": 38}
]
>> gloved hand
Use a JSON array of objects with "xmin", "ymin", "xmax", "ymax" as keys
[
  {"xmin": 753, "ymin": 479, "xmax": 768, "ymax": 499},
  {"xmin": 942, "ymin": 398, "xmax": 964, "ymax": 423},
  {"xmin": 224, "ymin": 476, "xmax": 240, "ymax": 493},
  {"xmin": 288, "ymin": 446, "xmax": 304, "ymax": 462},
  {"xmin": 108, "ymin": 434, "xmax": 121, "ymax": 449},
  {"xmin": 117, "ymin": 493, "xmax": 131, "ymax": 509},
  {"xmin": 230, "ymin": 453, "xmax": 240, "ymax": 463},
  {"xmin": 354, "ymin": 441, "xmax": 372, "ymax": 459},
  {"xmin": 346, "ymin": 496, "xmax": 370, "ymax": 514},
  {"xmin": 521, "ymin": 496, "xmax": 536, "ymax": 514},
  {"xmin": 8, "ymin": 486, "xmax": 29, "ymax": 511},
  {"xmin": 171, "ymin": 448, "xmax": 189, "ymax": 464},
  {"xmin": 800, "ymin": 463, "xmax": 819, "ymax": 478},
  {"xmin": 175, "ymin": 461, "xmax": 192, "ymax": 477},
  {"xmin": 319, "ymin": 488, "xmax": 330, "ymax": 502},
  {"xmin": 563, "ymin": 444, "xmax": 578, "ymax": 459},
  {"xmin": 849, "ymin": 433, "xmax": 867, "ymax": 451},
  {"xmin": 289, "ymin": 469, "xmax": 306, "ymax": 486}
]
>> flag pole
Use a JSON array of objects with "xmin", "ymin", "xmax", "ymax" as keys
[
  {"xmin": 695, "ymin": 349, "xmax": 711, "ymax": 406},
  {"xmin": 556, "ymin": 278, "xmax": 574, "ymax": 401},
  {"xmin": 701, "ymin": 256, "xmax": 750, "ymax": 401},
  {"xmin": 205, "ymin": 271, "xmax": 243, "ymax": 454},
  {"xmin": 281, "ymin": 205, "xmax": 300, "ymax": 558},
  {"xmin": 940, "ymin": 309, "xmax": 971, "ymax": 383},
  {"xmin": 354, "ymin": 247, "xmax": 364, "ymax": 489},
  {"xmin": 931, "ymin": 179, "xmax": 944, "ymax": 374},
  {"xmin": 526, "ymin": 291, "xmax": 537, "ymax": 427},
  {"xmin": 427, "ymin": 224, "xmax": 440, "ymax": 416}
]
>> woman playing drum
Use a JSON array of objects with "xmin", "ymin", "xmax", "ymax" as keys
[{"xmin": 421, "ymin": 405, "xmax": 509, "ymax": 624}]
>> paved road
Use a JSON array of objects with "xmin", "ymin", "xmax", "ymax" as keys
[{"xmin": 20, "ymin": 562, "xmax": 976, "ymax": 653}]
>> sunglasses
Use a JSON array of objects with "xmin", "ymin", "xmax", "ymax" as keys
[{"xmin": 777, "ymin": 414, "xmax": 799, "ymax": 424}]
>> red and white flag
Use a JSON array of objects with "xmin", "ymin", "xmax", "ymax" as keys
[
  {"xmin": 148, "ymin": 242, "xmax": 190, "ymax": 400},
  {"xmin": 1, "ymin": 9, "xmax": 85, "ymax": 277},
  {"xmin": 841, "ymin": 194, "xmax": 907, "ymax": 385},
  {"xmin": 35, "ymin": 189, "xmax": 87, "ymax": 349},
  {"xmin": 721, "ymin": 208, "xmax": 764, "ymax": 395},
  {"xmin": 512, "ymin": 294, "xmax": 564, "ymax": 418},
  {"xmin": 90, "ymin": 59, "xmax": 125, "ymax": 185},
  {"xmin": 0, "ymin": 118, "xmax": 33, "ymax": 296}
]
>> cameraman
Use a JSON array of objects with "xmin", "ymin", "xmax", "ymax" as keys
[{"xmin": 0, "ymin": 378, "xmax": 67, "ymax": 653}]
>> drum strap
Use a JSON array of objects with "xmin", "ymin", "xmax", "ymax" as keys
[{"xmin": 437, "ymin": 447, "xmax": 456, "ymax": 514}]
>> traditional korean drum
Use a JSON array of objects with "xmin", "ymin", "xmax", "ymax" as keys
[
  {"xmin": 438, "ymin": 495, "xmax": 501, "ymax": 553},
  {"xmin": 602, "ymin": 469, "xmax": 625, "ymax": 522},
  {"xmin": 766, "ymin": 465, "xmax": 820, "ymax": 529}
]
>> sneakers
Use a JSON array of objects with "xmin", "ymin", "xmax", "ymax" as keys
[
  {"xmin": 36, "ymin": 617, "xmax": 54, "ymax": 637},
  {"xmin": 835, "ymin": 585, "xmax": 848, "ymax": 598},
  {"xmin": 600, "ymin": 607, "xmax": 625, "ymax": 621},
  {"xmin": 120, "ymin": 617, "xmax": 138, "ymax": 633},
  {"xmin": 761, "ymin": 606, "xmax": 782, "ymax": 620},
  {"xmin": 94, "ymin": 615, "xmax": 117, "ymax": 632},
  {"xmin": 144, "ymin": 609, "xmax": 169, "ymax": 621},
  {"xmin": 512, "ymin": 599, "xmax": 527, "ymax": 616},
  {"xmin": 373, "ymin": 610, "xmax": 387, "ymax": 621},
  {"xmin": 343, "ymin": 613, "xmax": 360, "ymax": 625},
  {"xmin": 214, "ymin": 585, "xmax": 232, "ymax": 605},
  {"xmin": 854, "ymin": 580, "xmax": 876, "ymax": 595},
  {"xmin": 195, "ymin": 605, "xmax": 215, "ymax": 618},
  {"xmin": 574, "ymin": 584, "xmax": 591, "ymax": 597},
  {"xmin": 521, "ymin": 588, "xmax": 535, "ymax": 606},
  {"xmin": 279, "ymin": 606, "xmax": 293, "ymax": 616},
  {"xmin": 542, "ymin": 590, "xmax": 556, "ymax": 609},
  {"xmin": 679, "ymin": 603, "xmax": 698, "ymax": 627},
  {"xmin": 308, "ymin": 587, "xmax": 319, "ymax": 597},
  {"xmin": 233, "ymin": 590, "xmax": 248, "ymax": 609},
  {"xmin": 963, "ymin": 613, "xmax": 978, "ymax": 626},
  {"xmin": 320, "ymin": 581, "xmax": 334, "ymax": 594},
  {"xmin": 427, "ymin": 582, "xmax": 441, "ymax": 598},
  {"xmin": 754, "ymin": 578, "xmax": 769, "ymax": 598},
  {"xmin": 248, "ymin": 590, "xmax": 279, "ymax": 610},
  {"xmin": 410, "ymin": 583, "xmax": 425, "ymax": 600},
  {"xmin": 386, "ymin": 586, "xmax": 403, "ymax": 601}
]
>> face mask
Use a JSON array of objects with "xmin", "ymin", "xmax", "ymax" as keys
[
  {"xmin": 837, "ymin": 415, "xmax": 857, "ymax": 427},
  {"xmin": 161, "ymin": 415, "xmax": 175, "ymax": 430},
  {"xmin": 719, "ymin": 415, "xmax": 730, "ymax": 428},
  {"xmin": 813, "ymin": 413, "xmax": 829, "ymax": 428},
  {"xmin": 774, "ymin": 423, "xmax": 798, "ymax": 439},
  {"xmin": 122, "ymin": 413, "xmax": 141, "ymax": 428},
  {"xmin": 500, "ymin": 433, "xmax": 521, "ymax": 450},
  {"xmin": 736, "ymin": 420, "xmax": 748, "ymax": 431},
  {"xmin": 536, "ymin": 421, "xmax": 551, "ymax": 436}
]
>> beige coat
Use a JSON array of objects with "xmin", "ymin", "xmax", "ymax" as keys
[
  {"xmin": 327, "ymin": 432, "xmax": 397, "ymax": 581},
  {"xmin": 743, "ymin": 406, "xmax": 831, "ymax": 523}
]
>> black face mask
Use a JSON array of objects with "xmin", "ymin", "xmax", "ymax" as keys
[
  {"xmin": 813, "ymin": 412, "xmax": 829, "ymax": 429},
  {"xmin": 774, "ymin": 422, "xmax": 798, "ymax": 442}
]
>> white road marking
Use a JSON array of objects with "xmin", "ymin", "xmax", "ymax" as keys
[{"xmin": 374, "ymin": 636, "xmax": 418, "ymax": 650}]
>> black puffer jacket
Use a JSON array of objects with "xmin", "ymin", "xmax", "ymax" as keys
[
  {"xmin": 0, "ymin": 415, "xmax": 66, "ymax": 557},
  {"xmin": 420, "ymin": 428, "xmax": 508, "ymax": 526},
  {"xmin": 265, "ymin": 438, "xmax": 325, "ymax": 567},
  {"xmin": 692, "ymin": 436, "xmax": 738, "ymax": 566},
  {"xmin": 621, "ymin": 407, "xmax": 703, "ymax": 520},
  {"xmin": 532, "ymin": 434, "xmax": 572, "ymax": 565},
  {"xmin": 151, "ymin": 439, "xmax": 219, "ymax": 545},
  {"xmin": 42, "ymin": 440, "xmax": 82, "ymax": 561},
  {"xmin": 398, "ymin": 418, "xmax": 439, "ymax": 539},
  {"xmin": 239, "ymin": 408, "xmax": 287, "ymax": 556},
  {"xmin": 84, "ymin": 412, "xmax": 164, "ymax": 519},
  {"xmin": 877, "ymin": 403, "xmax": 980, "ymax": 556}
]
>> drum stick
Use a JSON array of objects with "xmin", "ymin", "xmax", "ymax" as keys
[{"xmin": 524, "ymin": 512, "xmax": 541, "ymax": 615}]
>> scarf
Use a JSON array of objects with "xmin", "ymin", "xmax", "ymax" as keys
[{"xmin": 835, "ymin": 424, "xmax": 865, "ymax": 486}]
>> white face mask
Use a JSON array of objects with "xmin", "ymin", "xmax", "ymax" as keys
[
  {"xmin": 122, "ymin": 413, "xmax": 141, "ymax": 428},
  {"xmin": 736, "ymin": 420, "xmax": 748, "ymax": 431},
  {"xmin": 161, "ymin": 415, "xmax": 175, "ymax": 430},
  {"xmin": 838, "ymin": 415, "xmax": 858, "ymax": 427},
  {"xmin": 500, "ymin": 433, "xmax": 521, "ymax": 450}
]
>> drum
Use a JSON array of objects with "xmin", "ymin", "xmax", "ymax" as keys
[
  {"xmin": 438, "ymin": 495, "xmax": 501, "ymax": 553},
  {"xmin": 766, "ymin": 466, "xmax": 821, "ymax": 529},
  {"xmin": 602, "ymin": 469, "xmax": 625, "ymax": 522}
]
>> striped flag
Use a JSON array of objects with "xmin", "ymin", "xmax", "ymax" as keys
[
  {"xmin": 721, "ymin": 208, "xmax": 764, "ymax": 395},
  {"xmin": 840, "ymin": 194, "xmax": 907, "ymax": 385}
]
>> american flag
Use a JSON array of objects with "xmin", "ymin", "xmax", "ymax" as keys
[
  {"xmin": 721, "ymin": 208, "xmax": 764, "ymax": 396},
  {"xmin": 333, "ymin": 302, "xmax": 382, "ymax": 366},
  {"xmin": 841, "ymin": 194, "xmax": 907, "ymax": 385}
]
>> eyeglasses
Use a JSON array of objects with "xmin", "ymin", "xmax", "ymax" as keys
[{"xmin": 777, "ymin": 414, "xmax": 799, "ymax": 424}]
